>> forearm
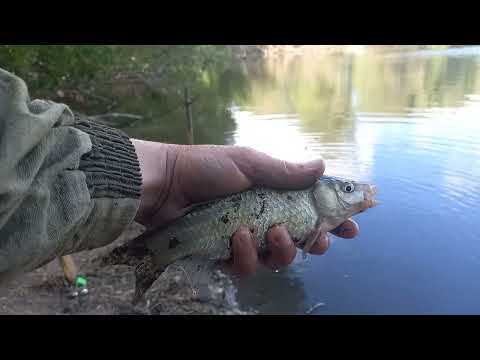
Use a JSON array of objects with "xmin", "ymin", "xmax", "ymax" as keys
[{"xmin": 0, "ymin": 68, "xmax": 142, "ymax": 279}]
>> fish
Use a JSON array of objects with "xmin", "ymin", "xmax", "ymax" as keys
[{"xmin": 104, "ymin": 175, "xmax": 378, "ymax": 304}]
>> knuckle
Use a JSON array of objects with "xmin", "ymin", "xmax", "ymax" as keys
[{"xmin": 238, "ymin": 146, "xmax": 256, "ymax": 157}]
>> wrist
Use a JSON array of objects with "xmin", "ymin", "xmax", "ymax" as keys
[{"xmin": 131, "ymin": 139, "xmax": 177, "ymax": 225}]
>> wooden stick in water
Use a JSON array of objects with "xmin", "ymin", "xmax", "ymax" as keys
[{"xmin": 184, "ymin": 87, "xmax": 194, "ymax": 145}]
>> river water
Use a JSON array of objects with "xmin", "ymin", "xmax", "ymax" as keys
[{"xmin": 127, "ymin": 46, "xmax": 480, "ymax": 314}]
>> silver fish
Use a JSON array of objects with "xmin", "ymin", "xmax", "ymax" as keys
[{"xmin": 106, "ymin": 175, "xmax": 378, "ymax": 303}]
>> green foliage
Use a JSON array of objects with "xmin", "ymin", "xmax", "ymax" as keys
[
  {"xmin": 1, "ymin": 45, "xmax": 123, "ymax": 94},
  {"xmin": 0, "ymin": 45, "xmax": 238, "ymax": 99},
  {"xmin": 0, "ymin": 45, "xmax": 250, "ymax": 145}
]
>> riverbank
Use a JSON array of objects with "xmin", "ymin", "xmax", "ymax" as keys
[{"xmin": 0, "ymin": 223, "xmax": 252, "ymax": 315}]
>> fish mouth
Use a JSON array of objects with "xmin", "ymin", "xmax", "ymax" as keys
[{"xmin": 364, "ymin": 184, "xmax": 378, "ymax": 208}]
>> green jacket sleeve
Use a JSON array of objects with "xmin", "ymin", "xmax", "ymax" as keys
[{"xmin": 0, "ymin": 68, "xmax": 142, "ymax": 280}]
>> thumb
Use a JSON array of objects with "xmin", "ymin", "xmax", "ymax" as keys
[{"xmin": 230, "ymin": 147, "xmax": 325, "ymax": 190}]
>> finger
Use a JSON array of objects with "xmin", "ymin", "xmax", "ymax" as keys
[
  {"xmin": 230, "ymin": 147, "xmax": 325, "ymax": 190},
  {"xmin": 262, "ymin": 224, "xmax": 297, "ymax": 269},
  {"xmin": 306, "ymin": 232, "xmax": 330, "ymax": 255},
  {"xmin": 330, "ymin": 219, "xmax": 359, "ymax": 239},
  {"xmin": 225, "ymin": 226, "xmax": 258, "ymax": 277}
]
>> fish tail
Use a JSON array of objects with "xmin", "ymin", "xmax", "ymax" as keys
[
  {"xmin": 131, "ymin": 249, "xmax": 180, "ymax": 304},
  {"xmin": 132, "ymin": 257, "xmax": 167, "ymax": 305}
]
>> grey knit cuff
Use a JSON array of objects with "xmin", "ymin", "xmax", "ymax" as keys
[{"xmin": 73, "ymin": 118, "xmax": 142, "ymax": 200}]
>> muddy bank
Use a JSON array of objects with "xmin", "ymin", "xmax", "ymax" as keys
[{"xmin": 0, "ymin": 223, "xmax": 253, "ymax": 315}]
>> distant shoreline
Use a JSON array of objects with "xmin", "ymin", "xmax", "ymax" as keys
[{"xmin": 229, "ymin": 45, "xmax": 473, "ymax": 61}]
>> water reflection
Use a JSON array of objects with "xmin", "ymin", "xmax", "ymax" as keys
[
  {"xmin": 237, "ymin": 53, "xmax": 357, "ymax": 137},
  {"xmin": 230, "ymin": 47, "xmax": 480, "ymax": 314},
  {"xmin": 234, "ymin": 267, "xmax": 309, "ymax": 315},
  {"xmin": 353, "ymin": 51, "xmax": 480, "ymax": 111}
]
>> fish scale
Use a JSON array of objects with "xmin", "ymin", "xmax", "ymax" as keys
[{"xmin": 147, "ymin": 186, "xmax": 319, "ymax": 263}]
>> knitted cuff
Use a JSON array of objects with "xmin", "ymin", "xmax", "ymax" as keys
[{"xmin": 73, "ymin": 118, "xmax": 142, "ymax": 200}]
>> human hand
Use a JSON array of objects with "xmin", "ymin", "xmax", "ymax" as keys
[{"xmin": 132, "ymin": 140, "xmax": 359, "ymax": 277}]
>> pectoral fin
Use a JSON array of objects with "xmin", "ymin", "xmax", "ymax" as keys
[{"xmin": 297, "ymin": 220, "xmax": 328, "ymax": 258}]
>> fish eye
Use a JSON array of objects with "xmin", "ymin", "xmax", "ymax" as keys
[{"xmin": 343, "ymin": 182, "xmax": 355, "ymax": 193}]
